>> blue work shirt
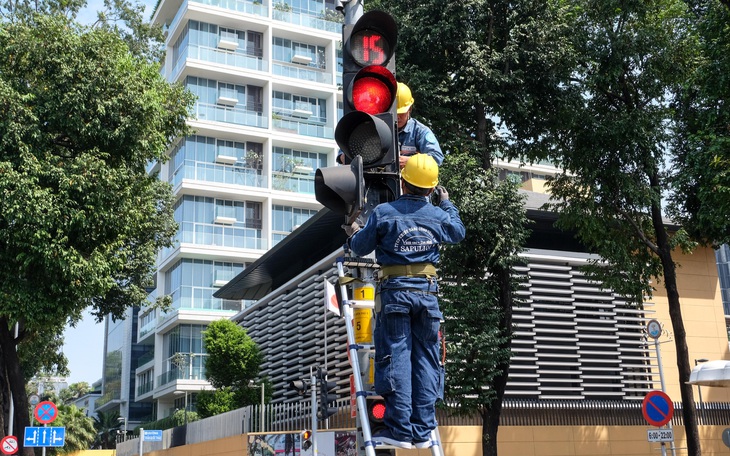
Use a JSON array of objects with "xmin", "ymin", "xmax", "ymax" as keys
[
  {"xmin": 399, "ymin": 118, "xmax": 444, "ymax": 165},
  {"xmin": 347, "ymin": 194, "xmax": 465, "ymax": 267}
]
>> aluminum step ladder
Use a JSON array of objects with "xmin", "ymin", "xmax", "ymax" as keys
[{"xmin": 336, "ymin": 256, "xmax": 444, "ymax": 456}]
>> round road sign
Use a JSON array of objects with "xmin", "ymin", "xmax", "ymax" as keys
[
  {"xmin": 647, "ymin": 319, "xmax": 662, "ymax": 340},
  {"xmin": 642, "ymin": 390, "xmax": 674, "ymax": 427},
  {"xmin": 1, "ymin": 436, "xmax": 18, "ymax": 455},
  {"xmin": 34, "ymin": 400, "xmax": 58, "ymax": 424}
]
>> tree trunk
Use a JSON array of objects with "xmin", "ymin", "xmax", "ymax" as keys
[
  {"xmin": 649, "ymin": 202, "xmax": 701, "ymax": 456},
  {"xmin": 481, "ymin": 267, "xmax": 513, "ymax": 456},
  {"xmin": 0, "ymin": 318, "xmax": 34, "ymax": 456}
]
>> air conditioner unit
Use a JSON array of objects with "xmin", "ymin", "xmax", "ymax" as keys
[
  {"xmin": 217, "ymin": 39, "xmax": 239, "ymax": 51},
  {"xmin": 293, "ymin": 165, "xmax": 314, "ymax": 175},
  {"xmin": 292, "ymin": 109, "xmax": 313, "ymax": 118},
  {"xmin": 217, "ymin": 95, "xmax": 239, "ymax": 106},
  {"xmin": 214, "ymin": 215, "xmax": 237, "ymax": 225},
  {"xmin": 215, "ymin": 154, "xmax": 238, "ymax": 165},
  {"xmin": 291, "ymin": 54, "xmax": 312, "ymax": 65}
]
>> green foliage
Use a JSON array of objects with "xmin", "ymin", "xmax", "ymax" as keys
[
  {"xmin": 202, "ymin": 319, "xmax": 263, "ymax": 390},
  {"xmin": 195, "ymin": 388, "xmax": 238, "ymax": 419},
  {"xmin": 438, "ymin": 150, "xmax": 529, "ymax": 411},
  {"xmin": 51, "ymin": 404, "xmax": 96, "ymax": 455},
  {"xmin": 670, "ymin": 0, "xmax": 730, "ymax": 246},
  {"xmin": 137, "ymin": 409, "xmax": 199, "ymax": 431},
  {"xmin": 93, "ymin": 410, "xmax": 121, "ymax": 449},
  {"xmin": 59, "ymin": 382, "xmax": 91, "ymax": 404}
]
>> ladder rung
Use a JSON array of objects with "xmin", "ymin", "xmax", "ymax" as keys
[
  {"xmin": 349, "ymin": 343, "xmax": 374, "ymax": 351},
  {"xmin": 346, "ymin": 300, "xmax": 374, "ymax": 309}
]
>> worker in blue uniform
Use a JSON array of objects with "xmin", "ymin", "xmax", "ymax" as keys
[
  {"xmin": 396, "ymin": 82, "xmax": 443, "ymax": 168},
  {"xmin": 343, "ymin": 154, "xmax": 465, "ymax": 449}
]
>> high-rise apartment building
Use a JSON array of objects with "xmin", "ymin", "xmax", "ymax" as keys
[{"xmin": 99, "ymin": 0, "xmax": 345, "ymax": 426}]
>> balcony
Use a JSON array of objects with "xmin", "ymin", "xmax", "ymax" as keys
[
  {"xmin": 173, "ymin": 44, "xmax": 266, "ymax": 80},
  {"xmin": 137, "ymin": 379, "xmax": 154, "ymax": 397},
  {"xmin": 170, "ymin": 159, "xmax": 267, "ymax": 189},
  {"xmin": 272, "ymin": 6, "xmax": 341, "ymax": 34},
  {"xmin": 194, "ymin": 102, "xmax": 267, "ymax": 129},
  {"xmin": 191, "ymin": 0, "xmax": 267, "ymax": 17},
  {"xmin": 271, "ymin": 171, "xmax": 315, "ymax": 194},
  {"xmin": 169, "ymin": 285, "xmax": 244, "ymax": 311},
  {"xmin": 157, "ymin": 363, "xmax": 209, "ymax": 388},
  {"xmin": 272, "ymin": 109, "xmax": 332, "ymax": 138},
  {"xmin": 272, "ymin": 61, "xmax": 332, "ymax": 85},
  {"xmin": 177, "ymin": 220, "xmax": 265, "ymax": 250}
]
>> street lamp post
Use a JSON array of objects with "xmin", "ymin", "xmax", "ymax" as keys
[
  {"xmin": 249, "ymin": 381, "xmax": 265, "ymax": 432},
  {"xmin": 117, "ymin": 416, "xmax": 127, "ymax": 442},
  {"xmin": 695, "ymin": 358, "xmax": 709, "ymax": 424}
]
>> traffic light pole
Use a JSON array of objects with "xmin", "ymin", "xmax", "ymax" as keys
[{"xmin": 310, "ymin": 369, "xmax": 318, "ymax": 456}]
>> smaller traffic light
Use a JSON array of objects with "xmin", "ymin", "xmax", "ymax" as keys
[
  {"xmin": 317, "ymin": 368, "xmax": 338, "ymax": 420},
  {"xmin": 366, "ymin": 396, "xmax": 387, "ymax": 435},
  {"xmin": 289, "ymin": 379, "xmax": 310, "ymax": 396},
  {"xmin": 301, "ymin": 429, "xmax": 312, "ymax": 451},
  {"xmin": 315, "ymin": 155, "xmax": 364, "ymax": 225}
]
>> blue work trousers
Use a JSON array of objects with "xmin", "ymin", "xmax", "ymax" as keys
[{"xmin": 373, "ymin": 278, "xmax": 443, "ymax": 443}]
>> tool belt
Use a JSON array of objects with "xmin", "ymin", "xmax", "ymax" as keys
[{"xmin": 377, "ymin": 263, "xmax": 437, "ymax": 280}]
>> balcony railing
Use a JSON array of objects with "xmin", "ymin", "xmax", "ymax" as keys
[
  {"xmin": 272, "ymin": 117, "xmax": 333, "ymax": 139},
  {"xmin": 271, "ymin": 172, "xmax": 315, "ymax": 194},
  {"xmin": 170, "ymin": 159, "xmax": 267, "ymax": 189},
  {"xmin": 157, "ymin": 364, "xmax": 208, "ymax": 388},
  {"xmin": 137, "ymin": 380, "xmax": 154, "ymax": 397},
  {"xmin": 178, "ymin": 220, "xmax": 266, "ymax": 250},
  {"xmin": 272, "ymin": 8, "xmax": 340, "ymax": 34},
  {"xmin": 194, "ymin": 102, "xmax": 267, "ymax": 128},
  {"xmin": 191, "ymin": 0, "xmax": 267, "ymax": 17},
  {"xmin": 173, "ymin": 45, "xmax": 266, "ymax": 78},
  {"xmin": 169, "ymin": 285, "xmax": 244, "ymax": 311},
  {"xmin": 272, "ymin": 62, "xmax": 332, "ymax": 85}
]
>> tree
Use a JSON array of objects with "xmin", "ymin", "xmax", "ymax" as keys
[
  {"xmin": 198, "ymin": 319, "xmax": 269, "ymax": 417},
  {"xmin": 93, "ymin": 410, "xmax": 121, "ymax": 450},
  {"xmin": 510, "ymin": 1, "xmax": 718, "ymax": 455},
  {"xmin": 671, "ymin": 0, "xmax": 730, "ymax": 245},
  {"xmin": 438, "ymin": 150, "xmax": 530, "ymax": 456},
  {"xmin": 51, "ymin": 404, "xmax": 96, "ymax": 455},
  {"xmin": 59, "ymin": 382, "xmax": 91, "ymax": 404},
  {"xmin": 0, "ymin": 15, "xmax": 193, "ymax": 456},
  {"xmin": 365, "ymin": 1, "xmax": 569, "ymax": 454}
]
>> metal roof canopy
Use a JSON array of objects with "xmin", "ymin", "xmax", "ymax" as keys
[
  {"xmin": 688, "ymin": 360, "xmax": 730, "ymax": 387},
  {"xmin": 214, "ymin": 208, "xmax": 348, "ymax": 300},
  {"xmin": 213, "ymin": 190, "xmax": 569, "ymax": 302}
]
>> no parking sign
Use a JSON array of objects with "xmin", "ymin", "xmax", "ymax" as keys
[{"xmin": 642, "ymin": 391, "xmax": 674, "ymax": 427}]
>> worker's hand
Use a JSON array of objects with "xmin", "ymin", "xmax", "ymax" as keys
[
  {"xmin": 399, "ymin": 154, "xmax": 409, "ymax": 169},
  {"xmin": 436, "ymin": 186, "xmax": 449, "ymax": 202},
  {"xmin": 342, "ymin": 222, "xmax": 360, "ymax": 237}
]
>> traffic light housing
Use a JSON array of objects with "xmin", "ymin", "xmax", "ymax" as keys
[
  {"xmin": 289, "ymin": 379, "xmax": 310, "ymax": 396},
  {"xmin": 315, "ymin": 10, "xmax": 400, "ymax": 227},
  {"xmin": 301, "ymin": 429, "xmax": 312, "ymax": 451},
  {"xmin": 317, "ymin": 368, "xmax": 338, "ymax": 420},
  {"xmin": 314, "ymin": 155, "xmax": 363, "ymax": 225},
  {"xmin": 366, "ymin": 396, "xmax": 387, "ymax": 435}
]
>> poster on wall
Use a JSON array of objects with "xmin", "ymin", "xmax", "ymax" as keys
[{"xmin": 247, "ymin": 430, "xmax": 356, "ymax": 456}]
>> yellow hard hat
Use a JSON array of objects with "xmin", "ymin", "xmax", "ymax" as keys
[
  {"xmin": 397, "ymin": 82, "xmax": 414, "ymax": 114},
  {"xmin": 401, "ymin": 154, "xmax": 439, "ymax": 189}
]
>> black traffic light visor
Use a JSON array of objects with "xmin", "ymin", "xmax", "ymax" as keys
[{"xmin": 314, "ymin": 155, "xmax": 364, "ymax": 223}]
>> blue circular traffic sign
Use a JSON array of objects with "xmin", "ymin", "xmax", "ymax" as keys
[
  {"xmin": 34, "ymin": 401, "xmax": 58, "ymax": 424},
  {"xmin": 642, "ymin": 391, "xmax": 674, "ymax": 427}
]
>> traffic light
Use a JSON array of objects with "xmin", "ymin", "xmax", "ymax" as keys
[
  {"xmin": 301, "ymin": 429, "xmax": 312, "ymax": 451},
  {"xmin": 366, "ymin": 396, "xmax": 387, "ymax": 435},
  {"xmin": 317, "ymin": 368, "xmax": 338, "ymax": 420},
  {"xmin": 315, "ymin": 10, "xmax": 400, "ymax": 226},
  {"xmin": 314, "ymin": 155, "xmax": 363, "ymax": 225},
  {"xmin": 289, "ymin": 378, "xmax": 310, "ymax": 396}
]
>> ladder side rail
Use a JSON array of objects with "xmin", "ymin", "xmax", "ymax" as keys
[{"xmin": 337, "ymin": 259, "xmax": 377, "ymax": 456}]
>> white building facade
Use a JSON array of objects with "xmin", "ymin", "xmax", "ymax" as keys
[{"xmin": 105, "ymin": 0, "xmax": 344, "ymax": 424}]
